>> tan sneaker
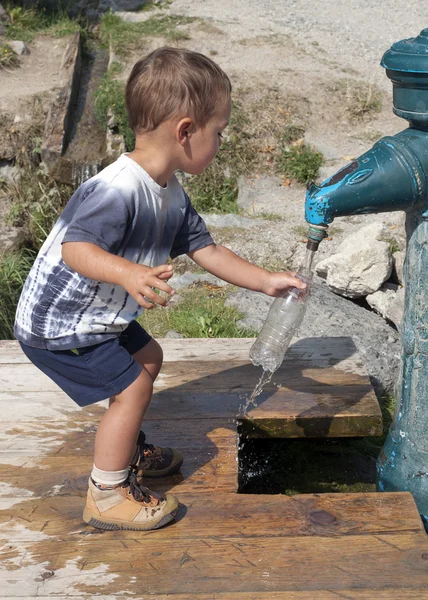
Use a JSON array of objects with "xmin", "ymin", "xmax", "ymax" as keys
[
  {"xmin": 134, "ymin": 431, "xmax": 183, "ymax": 478},
  {"xmin": 83, "ymin": 469, "xmax": 179, "ymax": 531}
]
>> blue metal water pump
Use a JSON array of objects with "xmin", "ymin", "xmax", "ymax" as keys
[{"xmin": 305, "ymin": 29, "xmax": 428, "ymax": 525}]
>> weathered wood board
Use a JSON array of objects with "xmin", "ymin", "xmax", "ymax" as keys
[
  {"xmin": 0, "ymin": 339, "xmax": 427, "ymax": 598},
  {"xmin": 1, "ymin": 337, "xmax": 382, "ymax": 438}
]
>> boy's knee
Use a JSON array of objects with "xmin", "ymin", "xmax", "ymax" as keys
[{"xmin": 133, "ymin": 339, "xmax": 163, "ymax": 381}]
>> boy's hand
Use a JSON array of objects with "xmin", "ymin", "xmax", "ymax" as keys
[
  {"xmin": 123, "ymin": 264, "xmax": 175, "ymax": 309},
  {"xmin": 261, "ymin": 271, "xmax": 307, "ymax": 297}
]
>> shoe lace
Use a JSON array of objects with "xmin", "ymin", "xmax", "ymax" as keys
[
  {"xmin": 136, "ymin": 430, "xmax": 156, "ymax": 457},
  {"xmin": 122, "ymin": 466, "xmax": 162, "ymax": 504}
]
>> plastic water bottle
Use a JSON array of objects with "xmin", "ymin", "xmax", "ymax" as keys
[{"xmin": 249, "ymin": 269, "xmax": 312, "ymax": 373}]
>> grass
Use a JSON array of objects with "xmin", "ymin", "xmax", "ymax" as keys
[
  {"xmin": 380, "ymin": 235, "xmax": 401, "ymax": 254},
  {"xmin": 1, "ymin": 114, "xmax": 72, "ymax": 253},
  {"xmin": 277, "ymin": 138, "xmax": 324, "ymax": 185},
  {"xmin": 328, "ymin": 78, "xmax": 383, "ymax": 121},
  {"xmin": 0, "ymin": 43, "xmax": 20, "ymax": 70},
  {"xmin": 97, "ymin": 11, "xmax": 196, "ymax": 56},
  {"xmin": 94, "ymin": 66, "xmax": 135, "ymax": 151},
  {"xmin": 184, "ymin": 100, "xmax": 254, "ymax": 213},
  {"xmin": 4, "ymin": 5, "xmax": 80, "ymax": 42},
  {"xmin": 0, "ymin": 249, "xmax": 36, "ymax": 339},
  {"xmin": 138, "ymin": 283, "xmax": 256, "ymax": 338},
  {"xmin": 5, "ymin": 167, "xmax": 71, "ymax": 252},
  {"xmin": 239, "ymin": 393, "xmax": 396, "ymax": 495}
]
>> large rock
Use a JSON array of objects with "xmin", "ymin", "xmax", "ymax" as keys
[
  {"xmin": 315, "ymin": 222, "xmax": 392, "ymax": 298},
  {"xmin": 41, "ymin": 32, "xmax": 81, "ymax": 180},
  {"xmin": 366, "ymin": 283, "xmax": 404, "ymax": 328},
  {"xmin": 225, "ymin": 277, "xmax": 400, "ymax": 394}
]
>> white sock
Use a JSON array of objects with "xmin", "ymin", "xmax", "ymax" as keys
[{"xmin": 91, "ymin": 465, "xmax": 129, "ymax": 487}]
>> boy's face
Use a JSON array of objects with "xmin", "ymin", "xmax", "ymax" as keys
[{"xmin": 181, "ymin": 99, "xmax": 232, "ymax": 175}]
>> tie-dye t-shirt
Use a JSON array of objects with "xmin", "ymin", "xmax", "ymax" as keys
[{"xmin": 14, "ymin": 154, "xmax": 213, "ymax": 350}]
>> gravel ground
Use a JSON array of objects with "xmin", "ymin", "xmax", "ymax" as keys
[{"xmin": 171, "ymin": 0, "xmax": 426, "ymax": 86}]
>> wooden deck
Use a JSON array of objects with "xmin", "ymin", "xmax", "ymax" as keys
[{"xmin": 0, "ymin": 337, "xmax": 427, "ymax": 598}]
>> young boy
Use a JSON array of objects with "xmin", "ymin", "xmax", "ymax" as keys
[{"xmin": 14, "ymin": 47, "xmax": 305, "ymax": 531}]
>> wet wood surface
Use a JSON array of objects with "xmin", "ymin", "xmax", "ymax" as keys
[
  {"xmin": 0, "ymin": 339, "xmax": 427, "ymax": 597},
  {"xmin": 1, "ymin": 336, "xmax": 381, "ymax": 438}
]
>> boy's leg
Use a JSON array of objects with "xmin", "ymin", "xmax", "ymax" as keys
[
  {"xmin": 109, "ymin": 339, "xmax": 183, "ymax": 477},
  {"xmin": 94, "ymin": 367, "xmax": 154, "ymax": 470},
  {"xmin": 85, "ymin": 364, "xmax": 179, "ymax": 531}
]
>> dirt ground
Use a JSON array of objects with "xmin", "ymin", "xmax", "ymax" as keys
[{"xmin": 0, "ymin": 36, "xmax": 69, "ymax": 115}]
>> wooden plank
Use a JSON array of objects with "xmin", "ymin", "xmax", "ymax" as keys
[
  {"xmin": 0, "ymin": 337, "xmax": 367, "ymax": 370},
  {"xmin": 0, "ymin": 335, "xmax": 381, "ymax": 439},
  {"xmin": 2, "ymin": 534, "xmax": 428, "ymax": 596},
  {"xmin": 240, "ymin": 386, "xmax": 382, "ymax": 438},
  {"xmin": 0, "ymin": 362, "xmax": 369, "ymax": 392},
  {"xmin": 1, "ymin": 492, "xmax": 424, "ymax": 540},
  {"xmin": 12, "ymin": 592, "xmax": 428, "ymax": 600}
]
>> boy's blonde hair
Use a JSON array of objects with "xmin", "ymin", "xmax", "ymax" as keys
[{"xmin": 126, "ymin": 47, "xmax": 232, "ymax": 134}]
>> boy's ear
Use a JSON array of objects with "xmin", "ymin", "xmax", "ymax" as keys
[{"xmin": 176, "ymin": 117, "xmax": 193, "ymax": 146}]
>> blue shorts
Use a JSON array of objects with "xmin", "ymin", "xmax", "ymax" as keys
[{"xmin": 19, "ymin": 321, "xmax": 152, "ymax": 407}]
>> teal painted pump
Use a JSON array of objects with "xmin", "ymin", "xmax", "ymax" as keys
[{"xmin": 305, "ymin": 29, "xmax": 428, "ymax": 526}]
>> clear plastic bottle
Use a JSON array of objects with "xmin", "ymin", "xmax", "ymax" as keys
[{"xmin": 249, "ymin": 267, "xmax": 312, "ymax": 373}]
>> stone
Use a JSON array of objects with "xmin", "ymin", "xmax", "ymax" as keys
[
  {"xmin": 41, "ymin": 32, "xmax": 81, "ymax": 178},
  {"xmin": 202, "ymin": 214, "xmax": 261, "ymax": 229},
  {"xmin": 8, "ymin": 41, "xmax": 30, "ymax": 56},
  {"xmin": 164, "ymin": 330, "xmax": 184, "ymax": 339},
  {"xmin": 366, "ymin": 283, "xmax": 403, "ymax": 325},
  {"xmin": 169, "ymin": 272, "xmax": 227, "ymax": 291},
  {"xmin": 225, "ymin": 276, "xmax": 400, "ymax": 394},
  {"xmin": 0, "ymin": 226, "xmax": 22, "ymax": 253},
  {"xmin": 0, "ymin": 3, "xmax": 10, "ymax": 25},
  {"xmin": 315, "ymin": 222, "xmax": 392, "ymax": 298},
  {"xmin": 0, "ymin": 160, "xmax": 19, "ymax": 182},
  {"xmin": 392, "ymin": 250, "xmax": 404, "ymax": 285},
  {"xmin": 388, "ymin": 286, "xmax": 405, "ymax": 328}
]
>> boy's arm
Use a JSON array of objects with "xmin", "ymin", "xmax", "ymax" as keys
[
  {"xmin": 62, "ymin": 242, "xmax": 174, "ymax": 309},
  {"xmin": 188, "ymin": 243, "xmax": 306, "ymax": 297}
]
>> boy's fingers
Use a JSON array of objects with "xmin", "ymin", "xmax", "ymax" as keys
[
  {"xmin": 136, "ymin": 294, "xmax": 155, "ymax": 309},
  {"xmin": 144, "ymin": 288, "xmax": 168, "ymax": 307},
  {"xmin": 158, "ymin": 270, "xmax": 174, "ymax": 281},
  {"xmin": 152, "ymin": 264, "xmax": 173, "ymax": 278},
  {"xmin": 294, "ymin": 278, "xmax": 307, "ymax": 289},
  {"xmin": 153, "ymin": 279, "xmax": 174, "ymax": 296}
]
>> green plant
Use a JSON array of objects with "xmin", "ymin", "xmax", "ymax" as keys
[
  {"xmin": 139, "ymin": 284, "xmax": 255, "ymax": 338},
  {"xmin": 97, "ymin": 12, "xmax": 196, "ymax": 55},
  {"xmin": 277, "ymin": 140, "xmax": 323, "ymax": 185},
  {"xmin": 0, "ymin": 43, "xmax": 20, "ymax": 70},
  {"xmin": 280, "ymin": 124, "xmax": 305, "ymax": 144},
  {"xmin": 94, "ymin": 69, "xmax": 135, "ymax": 151},
  {"xmin": 385, "ymin": 236, "xmax": 400, "ymax": 254},
  {"xmin": 0, "ymin": 249, "xmax": 36, "ymax": 339},
  {"xmin": 5, "ymin": 4, "xmax": 80, "ymax": 42},
  {"xmin": 184, "ymin": 166, "xmax": 239, "ymax": 214},
  {"xmin": 5, "ymin": 167, "xmax": 71, "ymax": 252},
  {"xmin": 184, "ymin": 101, "xmax": 253, "ymax": 213}
]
